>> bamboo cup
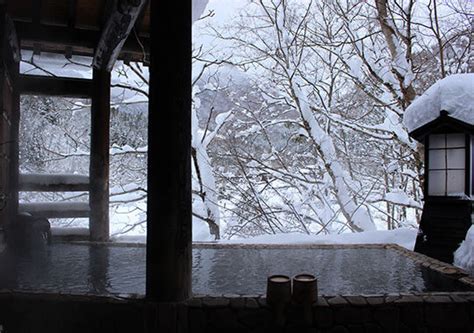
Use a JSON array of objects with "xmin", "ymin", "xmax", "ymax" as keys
[
  {"xmin": 266, "ymin": 275, "xmax": 292, "ymax": 305},
  {"xmin": 267, "ymin": 275, "xmax": 291, "ymax": 327},
  {"xmin": 292, "ymin": 273, "xmax": 317, "ymax": 326},
  {"xmin": 292, "ymin": 273, "xmax": 317, "ymax": 304}
]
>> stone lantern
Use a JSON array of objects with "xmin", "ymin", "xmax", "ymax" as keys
[{"xmin": 404, "ymin": 74, "xmax": 474, "ymax": 263}]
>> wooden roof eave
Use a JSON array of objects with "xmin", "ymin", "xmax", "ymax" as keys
[
  {"xmin": 8, "ymin": 0, "xmax": 151, "ymax": 65},
  {"xmin": 409, "ymin": 111, "xmax": 474, "ymax": 142}
]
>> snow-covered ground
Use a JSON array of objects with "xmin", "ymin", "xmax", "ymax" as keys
[
  {"xmin": 455, "ymin": 225, "xmax": 474, "ymax": 273},
  {"xmin": 114, "ymin": 227, "xmax": 417, "ymax": 250}
]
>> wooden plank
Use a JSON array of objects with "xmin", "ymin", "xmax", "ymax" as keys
[
  {"xmin": 14, "ymin": 21, "xmax": 149, "ymax": 60},
  {"xmin": 18, "ymin": 74, "xmax": 93, "ymax": 98},
  {"xmin": 19, "ymin": 202, "xmax": 90, "ymax": 218},
  {"xmin": 93, "ymin": 0, "xmax": 147, "ymax": 71},
  {"xmin": 146, "ymin": 0, "xmax": 192, "ymax": 302},
  {"xmin": 89, "ymin": 69, "xmax": 110, "ymax": 242},
  {"xmin": 19, "ymin": 173, "xmax": 89, "ymax": 192}
]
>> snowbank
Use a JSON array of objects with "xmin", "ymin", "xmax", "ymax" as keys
[
  {"xmin": 222, "ymin": 228, "xmax": 417, "ymax": 250},
  {"xmin": 404, "ymin": 74, "xmax": 474, "ymax": 132},
  {"xmin": 113, "ymin": 228, "xmax": 417, "ymax": 250},
  {"xmin": 454, "ymin": 225, "xmax": 474, "ymax": 272}
]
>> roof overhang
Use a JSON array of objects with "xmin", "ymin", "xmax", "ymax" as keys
[
  {"xmin": 409, "ymin": 111, "xmax": 474, "ymax": 142},
  {"xmin": 7, "ymin": 0, "xmax": 150, "ymax": 67}
]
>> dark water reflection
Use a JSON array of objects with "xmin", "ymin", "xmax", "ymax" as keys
[{"xmin": 0, "ymin": 244, "xmax": 463, "ymax": 296}]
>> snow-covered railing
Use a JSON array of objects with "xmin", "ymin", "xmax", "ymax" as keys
[
  {"xmin": 19, "ymin": 173, "xmax": 89, "ymax": 192},
  {"xmin": 19, "ymin": 202, "xmax": 90, "ymax": 218}
]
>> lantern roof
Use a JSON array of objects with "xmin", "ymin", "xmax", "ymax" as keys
[
  {"xmin": 404, "ymin": 73, "xmax": 474, "ymax": 139},
  {"xmin": 408, "ymin": 110, "xmax": 474, "ymax": 142}
]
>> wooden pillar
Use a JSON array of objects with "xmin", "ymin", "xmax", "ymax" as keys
[
  {"xmin": 146, "ymin": 0, "xmax": 192, "ymax": 301},
  {"xmin": 0, "ymin": 6, "xmax": 20, "ymax": 228},
  {"xmin": 89, "ymin": 69, "xmax": 110, "ymax": 242},
  {"xmin": 9, "ymin": 60, "xmax": 19, "ymax": 218}
]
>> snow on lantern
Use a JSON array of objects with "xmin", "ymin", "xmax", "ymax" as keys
[{"xmin": 404, "ymin": 73, "xmax": 474, "ymax": 264}]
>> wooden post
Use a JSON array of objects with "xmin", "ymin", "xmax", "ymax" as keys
[
  {"xmin": 9, "ymin": 60, "xmax": 19, "ymax": 219},
  {"xmin": 0, "ymin": 6, "xmax": 20, "ymax": 229},
  {"xmin": 89, "ymin": 69, "xmax": 110, "ymax": 242},
  {"xmin": 146, "ymin": 0, "xmax": 192, "ymax": 301}
]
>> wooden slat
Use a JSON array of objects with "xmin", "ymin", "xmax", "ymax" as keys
[
  {"xmin": 19, "ymin": 202, "xmax": 90, "ymax": 218},
  {"xmin": 19, "ymin": 173, "xmax": 89, "ymax": 192},
  {"xmin": 18, "ymin": 74, "xmax": 93, "ymax": 98},
  {"xmin": 93, "ymin": 0, "xmax": 147, "ymax": 71}
]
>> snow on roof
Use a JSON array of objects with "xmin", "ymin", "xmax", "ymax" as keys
[{"xmin": 403, "ymin": 73, "xmax": 474, "ymax": 133}]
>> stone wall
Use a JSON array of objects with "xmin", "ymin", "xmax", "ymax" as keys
[
  {"xmin": 183, "ymin": 293, "xmax": 474, "ymax": 332},
  {"xmin": 1, "ymin": 291, "xmax": 474, "ymax": 332}
]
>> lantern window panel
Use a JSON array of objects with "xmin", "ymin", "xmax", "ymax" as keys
[
  {"xmin": 428, "ymin": 170, "xmax": 446, "ymax": 196},
  {"xmin": 446, "ymin": 170, "xmax": 465, "ymax": 195},
  {"xmin": 429, "ymin": 134, "xmax": 446, "ymax": 148},
  {"xmin": 429, "ymin": 150, "xmax": 446, "ymax": 169},
  {"xmin": 447, "ymin": 148, "xmax": 465, "ymax": 169},
  {"xmin": 447, "ymin": 134, "xmax": 466, "ymax": 148},
  {"xmin": 428, "ymin": 133, "xmax": 466, "ymax": 196}
]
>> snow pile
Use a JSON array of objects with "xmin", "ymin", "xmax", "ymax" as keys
[
  {"xmin": 222, "ymin": 228, "xmax": 417, "ymax": 250},
  {"xmin": 113, "ymin": 228, "xmax": 417, "ymax": 249},
  {"xmin": 454, "ymin": 225, "xmax": 474, "ymax": 272},
  {"xmin": 384, "ymin": 190, "xmax": 422, "ymax": 209},
  {"xmin": 404, "ymin": 74, "xmax": 474, "ymax": 132}
]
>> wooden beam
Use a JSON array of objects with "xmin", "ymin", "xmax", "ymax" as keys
[
  {"xmin": 19, "ymin": 173, "xmax": 89, "ymax": 192},
  {"xmin": 19, "ymin": 202, "xmax": 90, "ymax": 219},
  {"xmin": 18, "ymin": 74, "xmax": 93, "ymax": 98},
  {"xmin": 146, "ymin": 0, "xmax": 192, "ymax": 302},
  {"xmin": 93, "ymin": 0, "xmax": 147, "ymax": 71},
  {"xmin": 89, "ymin": 69, "xmax": 110, "ymax": 242},
  {"xmin": 14, "ymin": 21, "xmax": 149, "ymax": 60}
]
